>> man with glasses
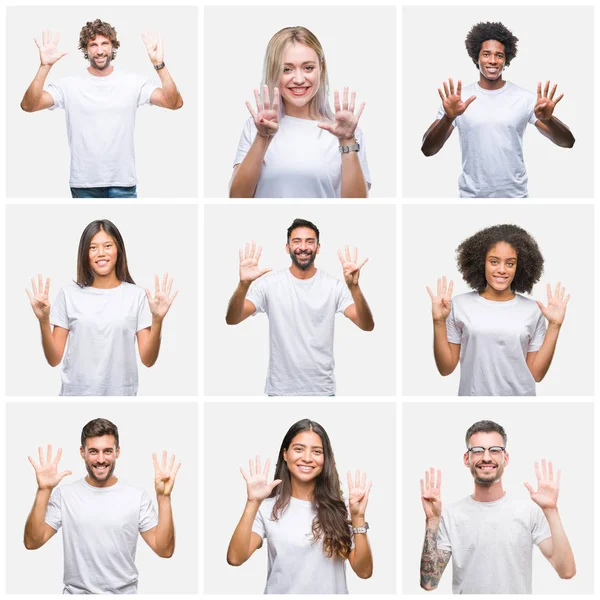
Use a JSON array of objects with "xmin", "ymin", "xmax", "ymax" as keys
[{"xmin": 419, "ymin": 420, "xmax": 576, "ymax": 593}]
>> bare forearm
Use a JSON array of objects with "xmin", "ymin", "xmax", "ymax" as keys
[
  {"xmin": 140, "ymin": 318, "xmax": 163, "ymax": 367},
  {"xmin": 156, "ymin": 66, "xmax": 183, "ymax": 109},
  {"xmin": 225, "ymin": 281, "xmax": 250, "ymax": 325},
  {"xmin": 432, "ymin": 321, "xmax": 457, "ymax": 376},
  {"xmin": 227, "ymin": 500, "xmax": 261, "ymax": 566},
  {"xmin": 528, "ymin": 324, "xmax": 561, "ymax": 382},
  {"xmin": 543, "ymin": 507, "xmax": 576, "ymax": 579},
  {"xmin": 21, "ymin": 64, "xmax": 52, "ymax": 112},
  {"xmin": 350, "ymin": 516, "xmax": 373, "ymax": 578},
  {"xmin": 541, "ymin": 116, "xmax": 575, "ymax": 148},
  {"xmin": 340, "ymin": 143, "xmax": 367, "ymax": 198},
  {"xmin": 154, "ymin": 495, "xmax": 175, "ymax": 558},
  {"xmin": 348, "ymin": 284, "xmax": 374, "ymax": 331},
  {"xmin": 422, "ymin": 115, "xmax": 454, "ymax": 156},
  {"xmin": 230, "ymin": 135, "xmax": 272, "ymax": 198},
  {"xmin": 420, "ymin": 519, "xmax": 450, "ymax": 590},
  {"xmin": 39, "ymin": 319, "xmax": 63, "ymax": 367},
  {"xmin": 24, "ymin": 488, "xmax": 51, "ymax": 549}
]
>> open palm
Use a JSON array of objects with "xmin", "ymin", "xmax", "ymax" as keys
[
  {"xmin": 34, "ymin": 30, "xmax": 69, "ymax": 66},
  {"xmin": 28, "ymin": 444, "xmax": 72, "ymax": 490},
  {"xmin": 153, "ymin": 450, "xmax": 181, "ymax": 496},
  {"xmin": 239, "ymin": 241, "xmax": 271, "ymax": 283},
  {"xmin": 26, "ymin": 274, "xmax": 51, "ymax": 320},
  {"xmin": 524, "ymin": 459, "xmax": 559, "ymax": 510},
  {"xmin": 420, "ymin": 467, "xmax": 442, "ymax": 520},
  {"xmin": 347, "ymin": 470, "xmax": 372, "ymax": 518},
  {"xmin": 318, "ymin": 87, "xmax": 364, "ymax": 141},
  {"xmin": 438, "ymin": 79, "xmax": 476, "ymax": 120},
  {"xmin": 240, "ymin": 456, "xmax": 282, "ymax": 502},
  {"xmin": 146, "ymin": 273, "xmax": 178, "ymax": 320},
  {"xmin": 537, "ymin": 282, "xmax": 569, "ymax": 326},
  {"xmin": 426, "ymin": 277, "xmax": 453, "ymax": 322}
]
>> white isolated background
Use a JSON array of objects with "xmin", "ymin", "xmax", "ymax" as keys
[
  {"xmin": 402, "ymin": 204, "xmax": 594, "ymax": 396},
  {"xmin": 6, "ymin": 401, "xmax": 198, "ymax": 594},
  {"xmin": 204, "ymin": 401, "xmax": 396, "ymax": 594},
  {"xmin": 7, "ymin": 6, "xmax": 197, "ymax": 198},
  {"xmin": 402, "ymin": 402, "xmax": 594, "ymax": 594},
  {"xmin": 6, "ymin": 204, "xmax": 198, "ymax": 396},
  {"xmin": 402, "ymin": 5, "xmax": 593, "ymax": 198},
  {"xmin": 204, "ymin": 204, "xmax": 396, "ymax": 396},
  {"xmin": 203, "ymin": 5, "xmax": 396, "ymax": 198}
]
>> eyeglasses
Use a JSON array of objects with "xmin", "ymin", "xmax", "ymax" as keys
[{"xmin": 467, "ymin": 446, "xmax": 505, "ymax": 456}]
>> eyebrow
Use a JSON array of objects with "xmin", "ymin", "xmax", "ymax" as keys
[
  {"xmin": 291, "ymin": 237, "xmax": 316, "ymax": 241},
  {"xmin": 292, "ymin": 443, "xmax": 323, "ymax": 449},
  {"xmin": 488, "ymin": 255, "xmax": 516, "ymax": 260},
  {"xmin": 284, "ymin": 61, "xmax": 317, "ymax": 66}
]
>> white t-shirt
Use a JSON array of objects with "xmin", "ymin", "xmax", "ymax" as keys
[
  {"xmin": 437, "ymin": 493, "xmax": 551, "ymax": 594},
  {"xmin": 436, "ymin": 81, "xmax": 537, "ymax": 198},
  {"xmin": 253, "ymin": 496, "xmax": 350, "ymax": 594},
  {"xmin": 50, "ymin": 282, "xmax": 152, "ymax": 396},
  {"xmin": 46, "ymin": 67, "xmax": 159, "ymax": 188},
  {"xmin": 45, "ymin": 478, "xmax": 158, "ymax": 594},
  {"xmin": 233, "ymin": 115, "xmax": 371, "ymax": 198},
  {"xmin": 446, "ymin": 291, "xmax": 546, "ymax": 396},
  {"xmin": 247, "ymin": 268, "xmax": 354, "ymax": 395}
]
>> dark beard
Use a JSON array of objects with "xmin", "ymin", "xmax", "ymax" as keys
[
  {"xmin": 89, "ymin": 53, "xmax": 113, "ymax": 71},
  {"xmin": 85, "ymin": 461, "xmax": 116, "ymax": 483},
  {"xmin": 290, "ymin": 250, "xmax": 316, "ymax": 271}
]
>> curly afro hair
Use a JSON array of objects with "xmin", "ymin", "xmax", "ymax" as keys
[
  {"xmin": 465, "ymin": 22, "xmax": 518, "ymax": 69},
  {"xmin": 456, "ymin": 224, "xmax": 544, "ymax": 294},
  {"xmin": 78, "ymin": 19, "xmax": 120, "ymax": 60}
]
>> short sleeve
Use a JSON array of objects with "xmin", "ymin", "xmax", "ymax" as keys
[
  {"xmin": 355, "ymin": 128, "xmax": 371, "ymax": 190},
  {"xmin": 436, "ymin": 513, "xmax": 452, "ymax": 551},
  {"xmin": 436, "ymin": 104, "xmax": 445, "ymax": 120},
  {"xmin": 45, "ymin": 80, "xmax": 64, "ymax": 111},
  {"xmin": 528, "ymin": 308, "xmax": 547, "ymax": 352},
  {"xmin": 531, "ymin": 505, "xmax": 551, "ymax": 546},
  {"xmin": 246, "ymin": 276, "xmax": 269, "ymax": 315},
  {"xmin": 136, "ymin": 290, "xmax": 152, "ymax": 332},
  {"xmin": 335, "ymin": 280, "xmax": 353, "ymax": 314},
  {"xmin": 233, "ymin": 118, "xmax": 255, "ymax": 167},
  {"xmin": 527, "ymin": 95, "xmax": 537, "ymax": 125},
  {"xmin": 138, "ymin": 489, "xmax": 158, "ymax": 532},
  {"xmin": 252, "ymin": 506, "xmax": 266, "ymax": 539},
  {"xmin": 446, "ymin": 303, "xmax": 462, "ymax": 344},
  {"xmin": 138, "ymin": 78, "xmax": 160, "ymax": 107},
  {"xmin": 50, "ymin": 288, "xmax": 69, "ymax": 329},
  {"xmin": 45, "ymin": 487, "xmax": 63, "ymax": 531}
]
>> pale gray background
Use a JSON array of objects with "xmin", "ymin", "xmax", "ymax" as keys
[
  {"xmin": 6, "ymin": 401, "xmax": 198, "ymax": 594},
  {"xmin": 204, "ymin": 401, "xmax": 396, "ymax": 594},
  {"xmin": 204, "ymin": 6, "xmax": 397, "ymax": 198},
  {"xmin": 7, "ymin": 6, "xmax": 197, "ymax": 198},
  {"xmin": 402, "ymin": 204, "xmax": 594, "ymax": 396},
  {"xmin": 402, "ymin": 6, "xmax": 593, "ymax": 198},
  {"xmin": 204, "ymin": 204, "xmax": 396, "ymax": 396},
  {"xmin": 402, "ymin": 402, "xmax": 594, "ymax": 594},
  {"xmin": 6, "ymin": 204, "xmax": 198, "ymax": 396}
]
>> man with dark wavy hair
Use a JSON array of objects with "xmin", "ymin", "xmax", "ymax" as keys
[
  {"xmin": 20, "ymin": 19, "xmax": 183, "ymax": 198},
  {"xmin": 23, "ymin": 418, "xmax": 181, "ymax": 593},
  {"xmin": 421, "ymin": 21, "xmax": 575, "ymax": 198}
]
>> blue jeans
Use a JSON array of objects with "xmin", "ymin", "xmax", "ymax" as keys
[{"xmin": 70, "ymin": 185, "xmax": 137, "ymax": 198}]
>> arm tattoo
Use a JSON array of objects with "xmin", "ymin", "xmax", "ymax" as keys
[{"xmin": 420, "ymin": 527, "xmax": 451, "ymax": 590}]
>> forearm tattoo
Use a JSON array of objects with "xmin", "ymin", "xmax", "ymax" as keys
[{"xmin": 420, "ymin": 527, "xmax": 451, "ymax": 589}]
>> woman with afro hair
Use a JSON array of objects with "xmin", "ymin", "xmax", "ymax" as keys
[{"xmin": 426, "ymin": 224, "xmax": 569, "ymax": 396}]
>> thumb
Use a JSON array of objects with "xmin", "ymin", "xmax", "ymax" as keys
[
  {"xmin": 269, "ymin": 479, "xmax": 283, "ymax": 492},
  {"xmin": 535, "ymin": 300, "xmax": 545, "ymax": 313},
  {"xmin": 59, "ymin": 51, "xmax": 69, "ymax": 59},
  {"xmin": 317, "ymin": 122, "xmax": 333, "ymax": 133},
  {"xmin": 523, "ymin": 481, "xmax": 534, "ymax": 495},
  {"xmin": 59, "ymin": 470, "xmax": 73, "ymax": 480},
  {"xmin": 259, "ymin": 268, "xmax": 273, "ymax": 276},
  {"xmin": 464, "ymin": 95, "xmax": 476, "ymax": 108}
]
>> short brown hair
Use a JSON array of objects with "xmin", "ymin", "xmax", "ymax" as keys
[
  {"xmin": 79, "ymin": 19, "xmax": 120, "ymax": 59},
  {"xmin": 81, "ymin": 418, "xmax": 119, "ymax": 448}
]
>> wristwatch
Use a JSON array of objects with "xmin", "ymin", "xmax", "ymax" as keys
[
  {"xmin": 339, "ymin": 142, "xmax": 360, "ymax": 154},
  {"xmin": 154, "ymin": 62, "xmax": 166, "ymax": 70},
  {"xmin": 352, "ymin": 522, "xmax": 369, "ymax": 534}
]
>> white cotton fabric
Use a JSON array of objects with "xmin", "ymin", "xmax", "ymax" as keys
[
  {"xmin": 437, "ymin": 493, "xmax": 551, "ymax": 594},
  {"xmin": 45, "ymin": 478, "xmax": 158, "ymax": 594},
  {"xmin": 246, "ymin": 269, "xmax": 353, "ymax": 396},
  {"xmin": 446, "ymin": 291, "xmax": 546, "ymax": 396},
  {"xmin": 46, "ymin": 67, "xmax": 159, "ymax": 187},
  {"xmin": 233, "ymin": 115, "xmax": 371, "ymax": 198},
  {"xmin": 50, "ymin": 282, "xmax": 152, "ymax": 396},
  {"xmin": 253, "ymin": 496, "xmax": 350, "ymax": 594},
  {"xmin": 436, "ymin": 81, "xmax": 537, "ymax": 198}
]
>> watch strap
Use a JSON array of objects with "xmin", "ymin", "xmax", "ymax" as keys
[
  {"xmin": 154, "ymin": 62, "xmax": 166, "ymax": 70},
  {"xmin": 339, "ymin": 142, "xmax": 360, "ymax": 154}
]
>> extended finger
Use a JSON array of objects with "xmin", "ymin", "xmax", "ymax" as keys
[
  {"xmin": 443, "ymin": 81, "xmax": 450, "ymax": 98},
  {"xmin": 549, "ymin": 84, "xmax": 557, "ymax": 100},
  {"xmin": 357, "ymin": 257, "xmax": 369, "ymax": 270},
  {"xmin": 537, "ymin": 81, "xmax": 542, "ymax": 99},
  {"xmin": 245, "ymin": 100, "xmax": 257, "ymax": 119},
  {"xmin": 355, "ymin": 102, "xmax": 365, "ymax": 122},
  {"xmin": 554, "ymin": 282, "xmax": 561, "ymax": 298},
  {"xmin": 152, "ymin": 452, "xmax": 160, "ymax": 471},
  {"xmin": 272, "ymin": 87, "xmax": 280, "ymax": 113},
  {"xmin": 53, "ymin": 31, "xmax": 60, "ymax": 46},
  {"xmin": 447, "ymin": 280, "xmax": 454, "ymax": 299},
  {"xmin": 337, "ymin": 249, "xmax": 345, "ymax": 266},
  {"xmin": 53, "ymin": 447, "xmax": 63, "ymax": 465},
  {"xmin": 524, "ymin": 481, "xmax": 534, "ymax": 495},
  {"xmin": 534, "ymin": 461, "xmax": 542, "ymax": 481},
  {"xmin": 26, "ymin": 288, "xmax": 33, "ymax": 302},
  {"xmin": 44, "ymin": 277, "xmax": 50, "ymax": 297},
  {"xmin": 554, "ymin": 93, "xmax": 564, "ymax": 105},
  {"xmin": 541, "ymin": 458, "xmax": 548, "ymax": 480},
  {"xmin": 27, "ymin": 455, "xmax": 39, "ymax": 470},
  {"xmin": 250, "ymin": 240, "xmax": 256, "ymax": 259},
  {"xmin": 360, "ymin": 471, "xmax": 367, "ymax": 490},
  {"xmin": 548, "ymin": 460, "xmax": 553, "ymax": 481},
  {"xmin": 463, "ymin": 95, "xmax": 477, "ymax": 109},
  {"xmin": 436, "ymin": 469, "xmax": 442, "ymax": 489},
  {"xmin": 352, "ymin": 247, "xmax": 358, "ymax": 263},
  {"xmin": 154, "ymin": 274, "xmax": 159, "ymax": 296},
  {"xmin": 255, "ymin": 245, "xmax": 263, "ymax": 263},
  {"xmin": 438, "ymin": 87, "xmax": 445, "ymax": 103},
  {"xmin": 46, "ymin": 443, "xmax": 52, "ymax": 463},
  {"xmin": 347, "ymin": 471, "xmax": 354, "ymax": 491},
  {"xmin": 441, "ymin": 275, "xmax": 447, "ymax": 295},
  {"xmin": 343, "ymin": 86, "xmax": 349, "ymax": 111},
  {"xmin": 244, "ymin": 241, "xmax": 250, "ymax": 260},
  {"xmin": 161, "ymin": 449, "xmax": 167, "ymax": 469},
  {"xmin": 546, "ymin": 282, "xmax": 552, "ymax": 302},
  {"xmin": 334, "ymin": 89, "xmax": 341, "ymax": 113},
  {"xmin": 253, "ymin": 88, "xmax": 263, "ymax": 112},
  {"xmin": 249, "ymin": 457, "xmax": 255, "ymax": 477},
  {"xmin": 449, "ymin": 78, "xmax": 455, "ymax": 96},
  {"xmin": 38, "ymin": 446, "xmax": 45, "ymax": 465},
  {"xmin": 263, "ymin": 85, "xmax": 271, "ymax": 111},
  {"xmin": 355, "ymin": 469, "xmax": 360, "ymax": 488},
  {"xmin": 256, "ymin": 455, "xmax": 262, "ymax": 475},
  {"xmin": 544, "ymin": 81, "xmax": 550, "ymax": 97},
  {"xmin": 162, "ymin": 272, "xmax": 168, "ymax": 292},
  {"xmin": 168, "ymin": 453, "xmax": 176, "ymax": 472},
  {"xmin": 263, "ymin": 458, "xmax": 270, "ymax": 477},
  {"xmin": 564, "ymin": 293, "xmax": 571, "ymax": 305},
  {"xmin": 349, "ymin": 90, "xmax": 356, "ymax": 113},
  {"xmin": 172, "ymin": 462, "xmax": 181, "ymax": 478},
  {"xmin": 38, "ymin": 274, "xmax": 43, "ymax": 294},
  {"xmin": 166, "ymin": 278, "xmax": 174, "ymax": 296},
  {"xmin": 420, "ymin": 478, "xmax": 425, "ymax": 497}
]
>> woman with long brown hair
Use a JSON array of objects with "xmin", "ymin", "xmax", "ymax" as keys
[
  {"xmin": 25, "ymin": 219, "xmax": 177, "ymax": 395},
  {"xmin": 227, "ymin": 418, "xmax": 373, "ymax": 593}
]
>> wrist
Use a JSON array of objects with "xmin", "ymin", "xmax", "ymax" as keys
[
  {"xmin": 151, "ymin": 314, "xmax": 164, "ymax": 325},
  {"xmin": 351, "ymin": 515, "xmax": 366, "ymax": 527},
  {"xmin": 339, "ymin": 136, "xmax": 357, "ymax": 145},
  {"xmin": 542, "ymin": 505, "xmax": 559, "ymax": 515},
  {"xmin": 36, "ymin": 486, "xmax": 53, "ymax": 495},
  {"xmin": 156, "ymin": 491, "xmax": 172, "ymax": 501},
  {"xmin": 433, "ymin": 317, "xmax": 447, "ymax": 326},
  {"xmin": 238, "ymin": 280, "xmax": 252, "ymax": 290},
  {"xmin": 426, "ymin": 517, "xmax": 441, "ymax": 528},
  {"xmin": 547, "ymin": 321, "xmax": 563, "ymax": 331}
]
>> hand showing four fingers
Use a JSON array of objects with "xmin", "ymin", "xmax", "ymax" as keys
[
  {"xmin": 240, "ymin": 456, "xmax": 282, "ymax": 502},
  {"xmin": 438, "ymin": 79, "xmax": 476, "ymax": 120},
  {"xmin": 26, "ymin": 274, "xmax": 52, "ymax": 321},
  {"xmin": 28, "ymin": 444, "xmax": 72, "ymax": 491},
  {"xmin": 420, "ymin": 467, "xmax": 442, "ymax": 521},
  {"xmin": 239, "ymin": 241, "xmax": 272, "ymax": 284},
  {"xmin": 524, "ymin": 459, "xmax": 560, "ymax": 510},
  {"xmin": 34, "ymin": 29, "xmax": 69, "ymax": 67},
  {"xmin": 338, "ymin": 246, "xmax": 368, "ymax": 287},
  {"xmin": 426, "ymin": 277, "xmax": 453, "ymax": 323},
  {"xmin": 347, "ymin": 469, "xmax": 372, "ymax": 518},
  {"xmin": 146, "ymin": 273, "xmax": 178, "ymax": 321},
  {"xmin": 536, "ymin": 282, "xmax": 570, "ymax": 326},
  {"xmin": 318, "ymin": 87, "xmax": 365, "ymax": 141},
  {"xmin": 246, "ymin": 86, "xmax": 280, "ymax": 138},
  {"xmin": 534, "ymin": 81, "xmax": 564, "ymax": 122},
  {"xmin": 153, "ymin": 450, "xmax": 181, "ymax": 497},
  {"xmin": 142, "ymin": 32, "xmax": 164, "ymax": 66}
]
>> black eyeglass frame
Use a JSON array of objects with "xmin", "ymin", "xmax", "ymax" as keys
[{"xmin": 467, "ymin": 446, "xmax": 506, "ymax": 453}]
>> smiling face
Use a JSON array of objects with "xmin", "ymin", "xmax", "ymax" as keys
[
  {"xmin": 484, "ymin": 242, "xmax": 517, "ymax": 294},
  {"xmin": 87, "ymin": 34, "xmax": 113, "ymax": 71},
  {"xmin": 464, "ymin": 431, "xmax": 509, "ymax": 486},
  {"xmin": 279, "ymin": 42, "xmax": 320, "ymax": 116},
  {"xmin": 286, "ymin": 226, "xmax": 320, "ymax": 270},
  {"xmin": 478, "ymin": 39, "xmax": 506, "ymax": 82},
  {"xmin": 80, "ymin": 434, "xmax": 120, "ymax": 485},
  {"xmin": 88, "ymin": 229, "xmax": 118, "ymax": 279},
  {"xmin": 283, "ymin": 430, "xmax": 325, "ymax": 484}
]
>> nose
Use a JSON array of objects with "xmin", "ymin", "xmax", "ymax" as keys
[
  {"xmin": 292, "ymin": 70, "xmax": 305, "ymax": 85},
  {"xmin": 301, "ymin": 449, "xmax": 311, "ymax": 462},
  {"xmin": 482, "ymin": 448, "xmax": 494, "ymax": 459}
]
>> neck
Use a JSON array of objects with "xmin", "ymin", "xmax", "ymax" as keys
[
  {"xmin": 290, "ymin": 479, "xmax": 316, "ymax": 501},
  {"xmin": 472, "ymin": 480, "xmax": 505, "ymax": 502},
  {"xmin": 284, "ymin": 100, "xmax": 314, "ymax": 120},
  {"xmin": 478, "ymin": 74, "xmax": 506, "ymax": 91},
  {"xmin": 85, "ymin": 474, "xmax": 118, "ymax": 488},
  {"xmin": 91, "ymin": 274, "xmax": 121, "ymax": 289},
  {"xmin": 479, "ymin": 287, "xmax": 515, "ymax": 302},
  {"xmin": 87, "ymin": 64, "xmax": 114, "ymax": 77},
  {"xmin": 289, "ymin": 264, "xmax": 317, "ymax": 280}
]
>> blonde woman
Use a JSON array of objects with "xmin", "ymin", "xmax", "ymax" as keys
[{"xmin": 230, "ymin": 26, "xmax": 370, "ymax": 198}]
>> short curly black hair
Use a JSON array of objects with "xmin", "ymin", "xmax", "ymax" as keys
[
  {"xmin": 465, "ymin": 21, "xmax": 518, "ymax": 69},
  {"xmin": 456, "ymin": 224, "xmax": 544, "ymax": 294}
]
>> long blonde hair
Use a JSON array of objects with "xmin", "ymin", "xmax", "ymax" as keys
[{"xmin": 261, "ymin": 26, "xmax": 334, "ymax": 120}]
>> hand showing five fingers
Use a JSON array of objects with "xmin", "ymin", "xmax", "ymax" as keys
[
  {"xmin": 146, "ymin": 273, "xmax": 178, "ymax": 321},
  {"xmin": 34, "ymin": 29, "xmax": 69, "ymax": 67},
  {"xmin": 141, "ymin": 32, "xmax": 164, "ymax": 66},
  {"xmin": 26, "ymin": 274, "xmax": 52, "ymax": 321},
  {"xmin": 536, "ymin": 282, "xmax": 570, "ymax": 326},
  {"xmin": 420, "ymin": 467, "xmax": 442, "ymax": 521},
  {"xmin": 28, "ymin": 444, "xmax": 72, "ymax": 491},
  {"xmin": 347, "ymin": 469, "xmax": 372, "ymax": 518},
  {"xmin": 524, "ymin": 459, "xmax": 560, "ymax": 510},
  {"xmin": 426, "ymin": 276, "xmax": 453, "ymax": 323},
  {"xmin": 240, "ymin": 456, "xmax": 282, "ymax": 502},
  {"xmin": 318, "ymin": 87, "xmax": 365, "ymax": 141},
  {"xmin": 246, "ymin": 86, "xmax": 280, "ymax": 138},
  {"xmin": 438, "ymin": 79, "xmax": 476, "ymax": 120},
  {"xmin": 239, "ymin": 241, "xmax": 272, "ymax": 284},
  {"xmin": 535, "ymin": 81, "xmax": 564, "ymax": 122},
  {"xmin": 338, "ymin": 246, "xmax": 368, "ymax": 287},
  {"xmin": 153, "ymin": 450, "xmax": 181, "ymax": 497}
]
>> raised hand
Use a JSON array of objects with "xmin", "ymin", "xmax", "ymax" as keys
[
  {"xmin": 535, "ymin": 81, "xmax": 564, "ymax": 122},
  {"xmin": 420, "ymin": 467, "xmax": 442, "ymax": 521},
  {"xmin": 338, "ymin": 246, "xmax": 368, "ymax": 287},
  {"xmin": 426, "ymin": 277, "xmax": 453, "ymax": 322},
  {"xmin": 318, "ymin": 87, "xmax": 365, "ymax": 141},
  {"xmin": 438, "ymin": 79, "xmax": 476, "ymax": 120},
  {"xmin": 28, "ymin": 444, "xmax": 72, "ymax": 491},
  {"xmin": 146, "ymin": 273, "xmax": 178, "ymax": 321},
  {"xmin": 524, "ymin": 459, "xmax": 560, "ymax": 510},
  {"xmin": 240, "ymin": 456, "xmax": 282, "ymax": 502},
  {"xmin": 142, "ymin": 32, "xmax": 164, "ymax": 66},
  {"xmin": 26, "ymin": 274, "xmax": 52, "ymax": 321},
  {"xmin": 246, "ymin": 85, "xmax": 279, "ymax": 138},
  {"xmin": 153, "ymin": 450, "xmax": 181, "ymax": 496},
  {"xmin": 536, "ymin": 282, "xmax": 570, "ymax": 326},
  {"xmin": 239, "ymin": 241, "xmax": 272, "ymax": 283},
  {"xmin": 347, "ymin": 470, "xmax": 372, "ymax": 518},
  {"xmin": 34, "ymin": 29, "xmax": 69, "ymax": 66}
]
